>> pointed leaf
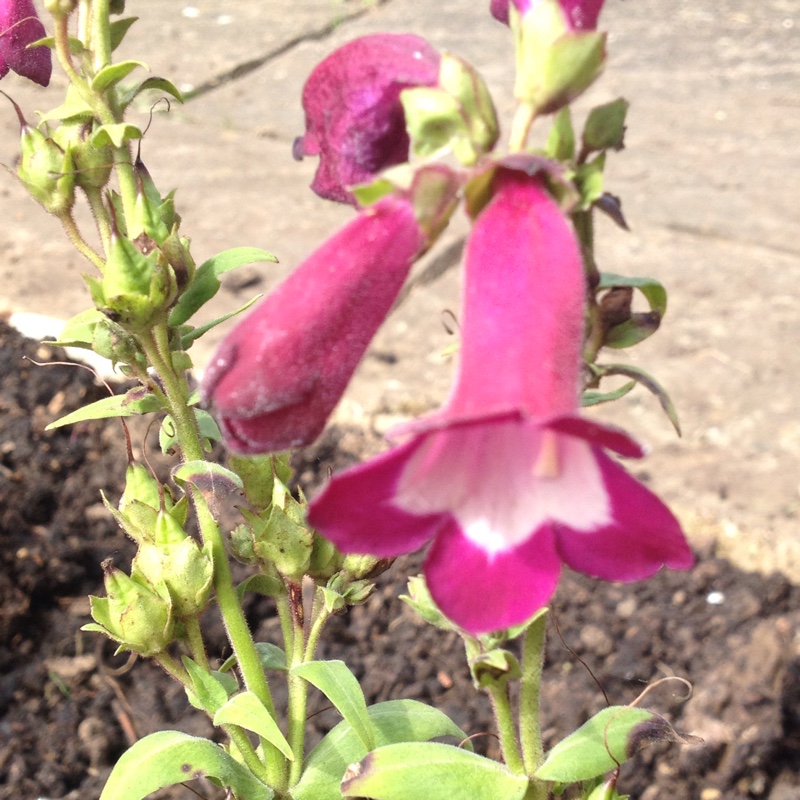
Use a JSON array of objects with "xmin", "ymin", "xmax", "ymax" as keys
[
  {"xmin": 180, "ymin": 293, "xmax": 261, "ymax": 348},
  {"xmin": 598, "ymin": 272, "xmax": 667, "ymax": 317},
  {"xmin": 169, "ymin": 247, "xmax": 278, "ymax": 326},
  {"xmin": 46, "ymin": 390, "xmax": 161, "ymax": 430},
  {"xmin": 92, "ymin": 60, "xmax": 147, "ymax": 92},
  {"xmin": 598, "ymin": 364, "xmax": 681, "ymax": 435},
  {"xmin": 582, "ymin": 98, "xmax": 630, "ymax": 154},
  {"xmin": 99, "ymin": 730, "xmax": 272, "ymax": 800},
  {"xmin": 341, "ymin": 742, "xmax": 528, "ymax": 800},
  {"xmin": 292, "ymin": 660, "xmax": 374, "ymax": 751},
  {"xmin": 214, "ymin": 691, "xmax": 294, "ymax": 761},
  {"xmin": 120, "ymin": 76, "xmax": 184, "ymax": 109},
  {"xmin": 581, "ymin": 381, "xmax": 636, "ymax": 407},
  {"xmin": 293, "ymin": 700, "xmax": 470, "ymax": 800},
  {"xmin": 183, "ymin": 656, "xmax": 229, "ymax": 714},
  {"xmin": 91, "ymin": 123, "xmax": 143, "ymax": 148},
  {"xmin": 536, "ymin": 706, "xmax": 676, "ymax": 783},
  {"xmin": 172, "ymin": 460, "xmax": 243, "ymax": 492},
  {"xmin": 49, "ymin": 308, "xmax": 106, "ymax": 347},
  {"xmin": 546, "ymin": 107, "xmax": 575, "ymax": 161},
  {"xmin": 110, "ymin": 17, "xmax": 139, "ymax": 51}
]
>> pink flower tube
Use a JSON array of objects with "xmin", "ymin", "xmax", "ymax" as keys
[
  {"xmin": 202, "ymin": 195, "xmax": 423, "ymax": 453},
  {"xmin": 293, "ymin": 33, "xmax": 441, "ymax": 205},
  {"xmin": 490, "ymin": 0, "xmax": 605, "ymax": 30},
  {"xmin": 0, "ymin": 0, "xmax": 51, "ymax": 86},
  {"xmin": 308, "ymin": 171, "xmax": 692, "ymax": 634}
]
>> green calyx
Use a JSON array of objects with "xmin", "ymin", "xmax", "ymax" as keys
[
  {"xmin": 18, "ymin": 124, "xmax": 76, "ymax": 216},
  {"xmin": 85, "ymin": 563, "xmax": 175, "ymax": 655}
]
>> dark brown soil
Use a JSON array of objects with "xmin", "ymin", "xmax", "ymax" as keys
[{"xmin": 1, "ymin": 320, "xmax": 799, "ymax": 800}]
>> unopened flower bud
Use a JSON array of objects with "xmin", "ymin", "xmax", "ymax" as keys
[
  {"xmin": 17, "ymin": 123, "xmax": 75, "ymax": 216},
  {"xmin": 85, "ymin": 562, "xmax": 175, "ymax": 655},
  {"xmin": 0, "ymin": 0, "xmax": 52, "ymax": 86}
]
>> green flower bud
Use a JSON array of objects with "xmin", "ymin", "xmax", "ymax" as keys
[
  {"xmin": 399, "ymin": 575, "xmax": 454, "ymax": 630},
  {"xmin": 120, "ymin": 463, "xmax": 162, "ymax": 513},
  {"xmin": 52, "ymin": 122, "xmax": 113, "ymax": 190},
  {"xmin": 85, "ymin": 562, "xmax": 174, "ymax": 655},
  {"xmin": 45, "ymin": 0, "xmax": 78, "ymax": 15},
  {"xmin": 306, "ymin": 533, "xmax": 344, "ymax": 581},
  {"xmin": 17, "ymin": 123, "xmax": 76, "ymax": 216},
  {"xmin": 90, "ymin": 316, "xmax": 144, "ymax": 367},
  {"xmin": 229, "ymin": 452, "xmax": 293, "ymax": 510},
  {"xmin": 341, "ymin": 553, "xmax": 393, "ymax": 581},
  {"xmin": 341, "ymin": 578, "xmax": 375, "ymax": 606},
  {"xmin": 132, "ymin": 512, "xmax": 214, "ymax": 617},
  {"xmin": 469, "ymin": 648, "xmax": 522, "ymax": 689}
]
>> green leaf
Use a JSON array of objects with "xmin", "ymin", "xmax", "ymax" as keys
[
  {"xmin": 341, "ymin": 742, "xmax": 528, "ymax": 800},
  {"xmin": 292, "ymin": 660, "xmax": 375, "ymax": 751},
  {"xmin": 38, "ymin": 86, "xmax": 95, "ymax": 123},
  {"xmin": 214, "ymin": 691, "xmax": 294, "ymax": 760},
  {"xmin": 576, "ymin": 152, "xmax": 605, "ymax": 207},
  {"xmin": 172, "ymin": 460, "xmax": 243, "ymax": 492},
  {"xmin": 46, "ymin": 388, "xmax": 161, "ymax": 430},
  {"xmin": 546, "ymin": 107, "xmax": 575, "ymax": 161},
  {"xmin": 180, "ymin": 293, "xmax": 261, "ymax": 348},
  {"xmin": 598, "ymin": 273, "xmax": 667, "ymax": 318},
  {"xmin": 582, "ymin": 98, "xmax": 629, "ymax": 154},
  {"xmin": 183, "ymin": 656, "xmax": 229, "ymax": 714},
  {"xmin": 293, "ymin": 700, "xmax": 470, "ymax": 800},
  {"xmin": 92, "ymin": 60, "xmax": 147, "ymax": 93},
  {"xmin": 581, "ymin": 381, "xmax": 636, "ymax": 407},
  {"xmin": 596, "ymin": 364, "xmax": 681, "ymax": 435},
  {"xmin": 255, "ymin": 642, "xmax": 288, "ymax": 671},
  {"xmin": 120, "ymin": 76, "xmax": 184, "ymax": 109},
  {"xmin": 49, "ymin": 308, "xmax": 106, "ymax": 347},
  {"xmin": 169, "ymin": 247, "xmax": 278, "ymax": 326},
  {"xmin": 160, "ymin": 410, "xmax": 221, "ymax": 453},
  {"xmin": 110, "ymin": 17, "xmax": 139, "ymax": 52},
  {"xmin": 99, "ymin": 730, "xmax": 272, "ymax": 800},
  {"xmin": 28, "ymin": 35, "xmax": 83, "ymax": 55},
  {"xmin": 536, "ymin": 705, "xmax": 668, "ymax": 783},
  {"xmin": 91, "ymin": 123, "xmax": 143, "ymax": 148},
  {"xmin": 237, "ymin": 574, "xmax": 285, "ymax": 601}
]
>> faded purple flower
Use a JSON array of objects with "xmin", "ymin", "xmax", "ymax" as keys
[
  {"xmin": 0, "ymin": 0, "xmax": 51, "ymax": 86},
  {"xmin": 202, "ymin": 195, "xmax": 423, "ymax": 453},
  {"xmin": 293, "ymin": 33, "xmax": 441, "ymax": 205},
  {"xmin": 490, "ymin": 0, "xmax": 604, "ymax": 30},
  {"xmin": 308, "ymin": 171, "xmax": 692, "ymax": 634}
]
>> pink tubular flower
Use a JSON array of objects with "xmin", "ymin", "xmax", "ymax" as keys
[
  {"xmin": 0, "ymin": 0, "xmax": 51, "ymax": 86},
  {"xmin": 308, "ymin": 171, "xmax": 692, "ymax": 635},
  {"xmin": 202, "ymin": 195, "xmax": 423, "ymax": 454},
  {"xmin": 490, "ymin": 0, "xmax": 604, "ymax": 30},
  {"xmin": 293, "ymin": 33, "xmax": 441, "ymax": 205}
]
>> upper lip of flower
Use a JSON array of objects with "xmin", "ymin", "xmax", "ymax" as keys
[{"xmin": 0, "ymin": 0, "xmax": 52, "ymax": 86}]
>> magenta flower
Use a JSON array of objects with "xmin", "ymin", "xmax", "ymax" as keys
[
  {"xmin": 490, "ymin": 0, "xmax": 604, "ymax": 30},
  {"xmin": 308, "ymin": 171, "xmax": 692, "ymax": 634},
  {"xmin": 293, "ymin": 33, "xmax": 441, "ymax": 205},
  {"xmin": 0, "ymin": 0, "xmax": 51, "ymax": 86},
  {"xmin": 202, "ymin": 195, "xmax": 423, "ymax": 453}
]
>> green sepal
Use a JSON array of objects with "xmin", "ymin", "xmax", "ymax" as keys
[
  {"xmin": 169, "ymin": 247, "xmax": 277, "ymax": 327},
  {"xmin": 45, "ymin": 387, "xmax": 162, "ymax": 430},
  {"xmin": 252, "ymin": 502, "xmax": 313, "ymax": 579},
  {"xmin": 49, "ymin": 308, "xmax": 105, "ymax": 348},
  {"xmin": 400, "ymin": 575, "xmax": 454, "ymax": 630},
  {"xmin": 469, "ymin": 649, "xmax": 522, "ymax": 689},
  {"xmin": 17, "ymin": 124, "xmax": 75, "ymax": 215}
]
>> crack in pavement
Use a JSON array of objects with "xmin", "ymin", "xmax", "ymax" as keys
[{"xmin": 180, "ymin": 0, "xmax": 391, "ymax": 103}]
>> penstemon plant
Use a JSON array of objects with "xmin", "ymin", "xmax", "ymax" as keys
[{"xmin": 3, "ymin": 0, "xmax": 699, "ymax": 798}]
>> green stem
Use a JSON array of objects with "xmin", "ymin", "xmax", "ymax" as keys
[
  {"xmin": 486, "ymin": 682, "xmax": 525, "ymax": 776},
  {"xmin": 91, "ymin": 0, "xmax": 112, "ymax": 72},
  {"xmin": 286, "ymin": 580, "xmax": 308, "ymax": 788},
  {"xmin": 154, "ymin": 650, "xmax": 190, "ymax": 685},
  {"xmin": 509, "ymin": 102, "xmax": 537, "ymax": 152},
  {"xmin": 83, "ymin": 184, "xmax": 112, "ymax": 254},
  {"xmin": 519, "ymin": 612, "xmax": 547, "ymax": 781},
  {"xmin": 138, "ymin": 326, "xmax": 285, "ymax": 786},
  {"xmin": 185, "ymin": 616, "xmax": 210, "ymax": 672},
  {"xmin": 58, "ymin": 212, "xmax": 105, "ymax": 271}
]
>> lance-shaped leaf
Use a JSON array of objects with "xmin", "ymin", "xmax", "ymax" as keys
[
  {"xmin": 214, "ymin": 691, "xmax": 294, "ymax": 761},
  {"xmin": 536, "ymin": 705, "xmax": 690, "ymax": 783},
  {"xmin": 170, "ymin": 247, "xmax": 277, "ymax": 327},
  {"xmin": 597, "ymin": 272, "xmax": 667, "ymax": 349},
  {"xmin": 46, "ymin": 388, "xmax": 161, "ymax": 430},
  {"xmin": 292, "ymin": 660, "xmax": 374, "ymax": 751},
  {"xmin": 341, "ymin": 742, "xmax": 529, "ymax": 800},
  {"xmin": 293, "ymin": 699, "xmax": 469, "ymax": 800},
  {"xmin": 91, "ymin": 60, "xmax": 147, "ymax": 92},
  {"xmin": 99, "ymin": 730, "xmax": 272, "ymax": 800}
]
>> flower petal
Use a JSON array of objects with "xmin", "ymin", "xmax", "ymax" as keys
[
  {"xmin": 203, "ymin": 195, "xmax": 422, "ymax": 453},
  {"xmin": 0, "ymin": 0, "xmax": 52, "ymax": 86},
  {"xmin": 295, "ymin": 33, "xmax": 440, "ymax": 204},
  {"xmin": 308, "ymin": 438, "xmax": 445, "ymax": 558},
  {"xmin": 554, "ymin": 447, "xmax": 694, "ymax": 581},
  {"xmin": 425, "ymin": 520, "xmax": 561, "ymax": 634},
  {"xmin": 545, "ymin": 414, "xmax": 645, "ymax": 459}
]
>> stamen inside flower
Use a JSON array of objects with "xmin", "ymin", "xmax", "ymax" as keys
[{"xmin": 533, "ymin": 429, "xmax": 560, "ymax": 479}]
